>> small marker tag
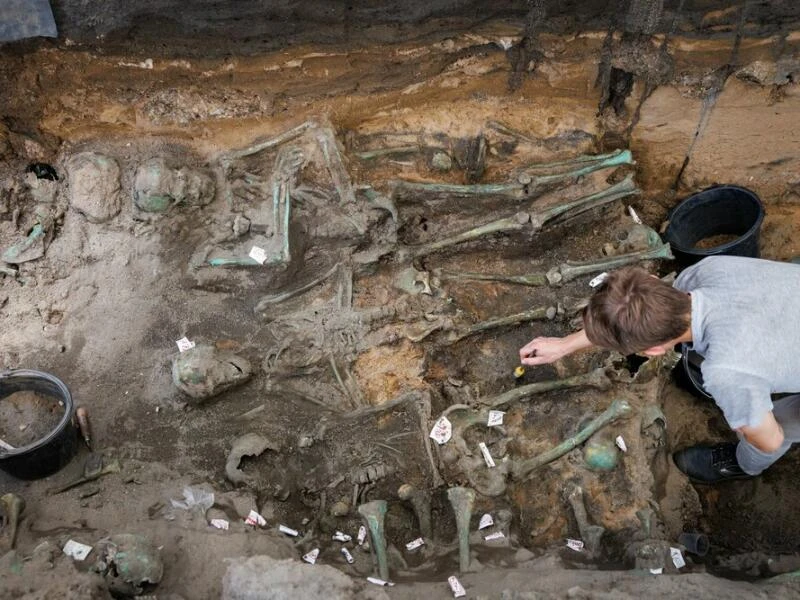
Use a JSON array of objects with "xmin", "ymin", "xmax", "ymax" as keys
[
  {"xmin": 671, "ymin": 547, "xmax": 686, "ymax": 569},
  {"xmin": 616, "ymin": 435, "xmax": 627, "ymax": 452},
  {"xmin": 430, "ymin": 416, "xmax": 453, "ymax": 445},
  {"xmin": 176, "ymin": 337, "xmax": 195, "ymax": 352},
  {"xmin": 249, "ymin": 246, "xmax": 268, "ymax": 264},
  {"xmin": 303, "ymin": 548, "xmax": 320, "ymax": 564},
  {"xmin": 357, "ymin": 525, "xmax": 367, "ymax": 545},
  {"xmin": 478, "ymin": 442, "xmax": 496, "ymax": 468},
  {"xmin": 589, "ymin": 272, "xmax": 609, "ymax": 288},
  {"xmin": 341, "ymin": 548, "xmax": 355, "ymax": 564},
  {"xmin": 244, "ymin": 510, "xmax": 266, "ymax": 527},
  {"xmin": 567, "ymin": 539, "xmax": 584, "ymax": 552},
  {"xmin": 63, "ymin": 540, "xmax": 93, "ymax": 561},
  {"xmin": 210, "ymin": 519, "xmax": 229, "ymax": 530},
  {"xmin": 479, "ymin": 513, "xmax": 494, "ymax": 530},
  {"xmin": 628, "ymin": 206, "xmax": 643, "ymax": 224},
  {"xmin": 484, "ymin": 531, "xmax": 505, "ymax": 541},
  {"xmin": 367, "ymin": 577, "xmax": 395, "ymax": 587},
  {"xmin": 650, "ymin": 568, "xmax": 663, "ymax": 575},
  {"xmin": 333, "ymin": 531, "xmax": 352, "ymax": 542},
  {"xmin": 448, "ymin": 575, "xmax": 467, "ymax": 598},
  {"xmin": 487, "ymin": 410, "xmax": 504, "ymax": 427},
  {"xmin": 279, "ymin": 524, "xmax": 299, "ymax": 536},
  {"xmin": 406, "ymin": 537, "xmax": 425, "ymax": 550}
]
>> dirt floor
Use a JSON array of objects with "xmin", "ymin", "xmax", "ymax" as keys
[{"xmin": 1, "ymin": 1, "xmax": 800, "ymax": 598}]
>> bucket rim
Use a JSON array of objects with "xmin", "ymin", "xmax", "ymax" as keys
[
  {"xmin": 0, "ymin": 368, "xmax": 74, "ymax": 458},
  {"xmin": 666, "ymin": 184, "xmax": 764, "ymax": 257}
]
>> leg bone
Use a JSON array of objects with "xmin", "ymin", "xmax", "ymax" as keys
[
  {"xmin": 447, "ymin": 487, "xmax": 476, "ymax": 573},
  {"xmin": 512, "ymin": 399, "xmax": 633, "ymax": 480},
  {"xmin": 358, "ymin": 500, "xmax": 390, "ymax": 581}
]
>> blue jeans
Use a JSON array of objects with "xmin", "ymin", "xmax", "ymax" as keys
[{"xmin": 736, "ymin": 394, "xmax": 800, "ymax": 475}]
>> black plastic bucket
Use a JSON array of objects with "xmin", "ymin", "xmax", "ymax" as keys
[
  {"xmin": 0, "ymin": 369, "xmax": 78, "ymax": 480},
  {"xmin": 673, "ymin": 343, "xmax": 713, "ymax": 400},
  {"xmin": 663, "ymin": 185, "xmax": 764, "ymax": 267}
]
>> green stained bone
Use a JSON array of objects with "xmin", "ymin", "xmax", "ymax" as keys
[
  {"xmin": 399, "ymin": 175, "xmax": 638, "ymax": 260},
  {"xmin": 446, "ymin": 305, "xmax": 553, "ymax": 343},
  {"xmin": 512, "ymin": 399, "xmax": 633, "ymax": 480},
  {"xmin": 479, "ymin": 367, "xmax": 611, "ymax": 409},
  {"xmin": 447, "ymin": 487, "xmax": 476, "ymax": 573},
  {"xmin": 358, "ymin": 500, "xmax": 389, "ymax": 581},
  {"xmin": 391, "ymin": 149, "xmax": 633, "ymax": 200}
]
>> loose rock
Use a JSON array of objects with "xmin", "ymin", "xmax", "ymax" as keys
[{"xmin": 66, "ymin": 152, "xmax": 122, "ymax": 223}]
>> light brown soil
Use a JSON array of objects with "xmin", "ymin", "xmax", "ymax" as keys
[{"xmin": 0, "ymin": 390, "xmax": 64, "ymax": 448}]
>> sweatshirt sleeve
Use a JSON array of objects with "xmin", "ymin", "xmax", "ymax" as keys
[{"xmin": 701, "ymin": 365, "xmax": 774, "ymax": 429}]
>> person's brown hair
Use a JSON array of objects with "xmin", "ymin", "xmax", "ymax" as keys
[{"xmin": 582, "ymin": 267, "xmax": 691, "ymax": 355}]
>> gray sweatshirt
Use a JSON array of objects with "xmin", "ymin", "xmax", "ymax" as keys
[{"xmin": 674, "ymin": 256, "xmax": 800, "ymax": 429}]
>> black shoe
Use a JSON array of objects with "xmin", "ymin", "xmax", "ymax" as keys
[{"xmin": 673, "ymin": 443, "xmax": 753, "ymax": 484}]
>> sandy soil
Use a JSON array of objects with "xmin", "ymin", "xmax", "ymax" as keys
[{"xmin": 0, "ymin": 5, "xmax": 799, "ymax": 599}]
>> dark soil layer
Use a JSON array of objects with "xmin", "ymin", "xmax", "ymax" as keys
[{"xmin": 0, "ymin": 390, "xmax": 63, "ymax": 448}]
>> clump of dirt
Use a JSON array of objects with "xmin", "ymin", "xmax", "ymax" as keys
[
  {"xmin": 0, "ymin": 390, "xmax": 64, "ymax": 448},
  {"xmin": 693, "ymin": 233, "xmax": 740, "ymax": 249}
]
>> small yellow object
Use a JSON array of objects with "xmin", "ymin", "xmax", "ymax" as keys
[{"xmin": 514, "ymin": 366, "xmax": 525, "ymax": 379}]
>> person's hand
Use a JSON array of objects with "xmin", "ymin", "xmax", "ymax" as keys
[{"xmin": 519, "ymin": 336, "xmax": 571, "ymax": 366}]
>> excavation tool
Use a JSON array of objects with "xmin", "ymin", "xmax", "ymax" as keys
[
  {"xmin": 512, "ymin": 399, "xmax": 633, "ymax": 479},
  {"xmin": 358, "ymin": 500, "xmax": 390, "ymax": 581},
  {"xmin": 0, "ymin": 493, "xmax": 24, "ymax": 549},
  {"xmin": 50, "ymin": 453, "xmax": 121, "ymax": 494},
  {"xmin": 75, "ymin": 406, "xmax": 93, "ymax": 450},
  {"xmin": 565, "ymin": 482, "xmax": 605, "ymax": 559},
  {"xmin": 397, "ymin": 175, "xmax": 639, "ymax": 260},
  {"xmin": 391, "ymin": 149, "xmax": 633, "ymax": 200},
  {"xmin": 447, "ymin": 486, "xmax": 476, "ymax": 573}
]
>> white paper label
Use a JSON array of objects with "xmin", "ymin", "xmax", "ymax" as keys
[
  {"xmin": 478, "ymin": 442, "xmax": 496, "ymax": 468},
  {"xmin": 448, "ymin": 575, "xmax": 467, "ymax": 598},
  {"xmin": 303, "ymin": 548, "xmax": 320, "ymax": 564},
  {"xmin": 628, "ymin": 206, "xmax": 643, "ymax": 224},
  {"xmin": 671, "ymin": 547, "xmax": 686, "ymax": 569},
  {"xmin": 589, "ymin": 272, "xmax": 608, "ymax": 288},
  {"xmin": 333, "ymin": 531, "xmax": 352, "ymax": 542},
  {"xmin": 249, "ymin": 245, "xmax": 268, "ymax": 264},
  {"xmin": 484, "ymin": 531, "xmax": 505, "ymax": 541},
  {"xmin": 367, "ymin": 577, "xmax": 395, "ymax": 587},
  {"xmin": 616, "ymin": 435, "xmax": 627, "ymax": 452},
  {"xmin": 341, "ymin": 548, "xmax": 354, "ymax": 564},
  {"xmin": 487, "ymin": 410, "xmax": 505, "ymax": 426},
  {"xmin": 245, "ymin": 510, "xmax": 266, "ymax": 527},
  {"xmin": 279, "ymin": 524, "xmax": 299, "ymax": 536},
  {"xmin": 479, "ymin": 513, "xmax": 494, "ymax": 530},
  {"xmin": 357, "ymin": 525, "xmax": 367, "ymax": 545},
  {"xmin": 567, "ymin": 538, "xmax": 584, "ymax": 552},
  {"xmin": 406, "ymin": 537, "xmax": 425, "ymax": 550},
  {"xmin": 429, "ymin": 416, "xmax": 452, "ymax": 445},
  {"xmin": 210, "ymin": 519, "xmax": 229, "ymax": 530},
  {"xmin": 176, "ymin": 337, "xmax": 195, "ymax": 352},
  {"xmin": 63, "ymin": 539, "xmax": 93, "ymax": 561},
  {"xmin": 650, "ymin": 568, "xmax": 663, "ymax": 575}
]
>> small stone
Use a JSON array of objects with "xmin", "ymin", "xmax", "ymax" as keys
[{"xmin": 430, "ymin": 151, "xmax": 453, "ymax": 172}]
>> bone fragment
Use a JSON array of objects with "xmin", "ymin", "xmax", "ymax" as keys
[
  {"xmin": 566, "ymin": 482, "xmax": 605, "ymax": 559},
  {"xmin": 447, "ymin": 487, "xmax": 476, "ymax": 573},
  {"xmin": 397, "ymin": 175, "xmax": 638, "ymax": 260},
  {"xmin": 391, "ymin": 149, "xmax": 633, "ymax": 200},
  {"xmin": 254, "ymin": 263, "xmax": 341, "ymax": 311},
  {"xmin": 444, "ymin": 305, "xmax": 555, "ymax": 345},
  {"xmin": 0, "ymin": 493, "xmax": 24, "ymax": 550},
  {"xmin": 512, "ymin": 399, "xmax": 633, "ymax": 479},
  {"xmin": 479, "ymin": 367, "xmax": 611, "ymax": 410},
  {"xmin": 547, "ymin": 241, "xmax": 673, "ymax": 286},
  {"xmin": 358, "ymin": 500, "xmax": 390, "ymax": 581},
  {"xmin": 398, "ymin": 484, "xmax": 433, "ymax": 540}
]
